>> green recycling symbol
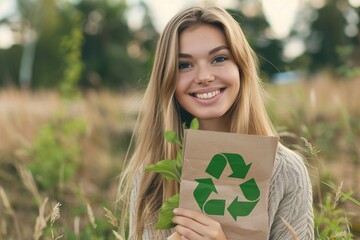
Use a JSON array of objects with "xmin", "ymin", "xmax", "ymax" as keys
[{"xmin": 193, "ymin": 153, "xmax": 260, "ymax": 221}]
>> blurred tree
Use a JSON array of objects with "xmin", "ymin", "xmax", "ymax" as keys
[
  {"xmin": 290, "ymin": 0, "xmax": 360, "ymax": 75},
  {"xmin": 1, "ymin": 0, "xmax": 359, "ymax": 88},
  {"xmin": 59, "ymin": 8, "xmax": 84, "ymax": 99},
  {"xmin": 307, "ymin": 0, "xmax": 349, "ymax": 70},
  {"xmin": 16, "ymin": 0, "xmax": 40, "ymax": 88},
  {"xmin": 0, "ymin": 0, "xmax": 79, "ymax": 88},
  {"xmin": 228, "ymin": 1, "xmax": 285, "ymax": 79},
  {"xmin": 16, "ymin": 0, "xmax": 66, "ymax": 88},
  {"xmin": 77, "ymin": 0, "xmax": 158, "ymax": 89},
  {"xmin": 0, "ymin": 0, "xmax": 158, "ymax": 89},
  {"xmin": 0, "ymin": 45, "xmax": 22, "ymax": 86}
]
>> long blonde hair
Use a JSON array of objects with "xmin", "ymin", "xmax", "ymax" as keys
[{"xmin": 117, "ymin": 3, "xmax": 276, "ymax": 239}]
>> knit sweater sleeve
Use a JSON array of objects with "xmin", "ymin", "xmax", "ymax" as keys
[{"xmin": 268, "ymin": 145, "xmax": 314, "ymax": 240}]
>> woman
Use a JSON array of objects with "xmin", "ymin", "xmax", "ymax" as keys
[{"xmin": 118, "ymin": 3, "xmax": 314, "ymax": 240}]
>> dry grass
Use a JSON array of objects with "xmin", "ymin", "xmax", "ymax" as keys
[
  {"xmin": 266, "ymin": 75, "xmax": 360, "ymax": 187},
  {"xmin": 33, "ymin": 197, "xmax": 48, "ymax": 240},
  {"xmin": 0, "ymin": 88, "xmax": 141, "ymax": 180},
  {"xmin": 0, "ymin": 88, "xmax": 142, "ymax": 238},
  {"xmin": 265, "ymin": 74, "xmax": 360, "ymax": 237},
  {"xmin": 266, "ymin": 73, "xmax": 360, "ymax": 122}
]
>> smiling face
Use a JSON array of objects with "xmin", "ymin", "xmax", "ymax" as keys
[{"xmin": 175, "ymin": 24, "xmax": 240, "ymax": 131}]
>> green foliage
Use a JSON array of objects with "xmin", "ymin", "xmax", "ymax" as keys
[
  {"xmin": 190, "ymin": 118, "xmax": 199, "ymax": 130},
  {"xmin": 27, "ymin": 4, "xmax": 87, "ymax": 195},
  {"xmin": 145, "ymin": 159, "xmax": 181, "ymax": 182},
  {"xmin": 76, "ymin": 0, "xmax": 158, "ymax": 88},
  {"xmin": 0, "ymin": 0, "xmax": 159, "ymax": 88},
  {"xmin": 28, "ymin": 114, "xmax": 87, "ymax": 191},
  {"xmin": 155, "ymin": 194, "xmax": 179, "ymax": 229},
  {"xmin": 164, "ymin": 130, "xmax": 182, "ymax": 146},
  {"xmin": 314, "ymin": 190, "xmax": 354, "ymax": 239},
  {"xmin": 323, "ymin": 182, "xmax": 360, "ymax": 207},
  {"xmin": 227, "ymin": 8, "xmax": 285, "ymax": 77},
  {"xmin": 2, "ymin": 0, "xmax": 360, "ymax": 88},
  {"xmin": 300, "ymin": 136, "xmax": 358, "ymax": 239},
  {"xmin": 145, "ymin": 118, "xmax": 199, "ymax": 229},
  {"xmin": 0, "ymin": 45, "xmax": 22, "ymax": 86},
  {"xmin": 59, "ymin": 9, "xmax": 84, "ymax": 99},
  {"xmin": 336, "ymin": 45, "xmax": 360, "ymax": 79}
]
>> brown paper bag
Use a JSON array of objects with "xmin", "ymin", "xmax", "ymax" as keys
[{"xmin": 179, "ymin": 130, "xmax": 278, "ymax": 240}]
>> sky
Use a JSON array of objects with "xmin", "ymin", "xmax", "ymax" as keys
[
  {"xmin": 0, "ymin": 0, "xmax": 16, "ymax": 18},
  {"xmin": 0, "ymin": 0, "xmax": 18, "ymax": 48}
]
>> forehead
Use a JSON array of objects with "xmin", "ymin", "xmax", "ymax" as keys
[{"xmin": 178, "ymin": 24, "xmax": 227, "ymax": 52}]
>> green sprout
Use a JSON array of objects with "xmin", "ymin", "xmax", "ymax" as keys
[{"xmin": 145, "ymin": 118, "xmax": 199, "ymax": 229}]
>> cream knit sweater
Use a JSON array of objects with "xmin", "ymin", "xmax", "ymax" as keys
[{"xmin": 130, "ymin": 144, "xmax": 314, "ymax": 239}]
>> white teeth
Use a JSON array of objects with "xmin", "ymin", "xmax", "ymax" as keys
[{"xmin": 195, "ymin": 89, "xmax": 221, "ymax": 100}]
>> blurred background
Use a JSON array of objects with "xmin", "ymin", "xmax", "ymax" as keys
[{"xmin": 0, "ymin": 0, "xmax": 359, "ymax": 239}]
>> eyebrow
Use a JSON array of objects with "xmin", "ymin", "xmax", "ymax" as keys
[{"xmin": 178, "ymin": 45, "xmax": 229, "ymax": 58}]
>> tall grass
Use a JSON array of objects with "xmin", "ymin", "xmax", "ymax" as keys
[
  {"xmin": 0, "ymin": 88, "xmax": 140, "ymax": 239},
  {"xmin": 266, "ymin": 73, "xmax": 360, "ymax": 238},
  {"xmin": 0, "ymin": 73, "xmax": 359, "ymax": 238}
]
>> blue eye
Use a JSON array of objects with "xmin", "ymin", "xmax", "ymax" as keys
[
  {"xmin": 213, "ymin": 56, "xmax": 228, "ymax": 63},
  {"xmin": 179, "ymin": 62, "xmax": 192, "ymax": 70}
]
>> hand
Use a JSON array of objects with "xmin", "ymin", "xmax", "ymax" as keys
[{"xmin": 172, "ymin": 208, "xmax": 227, "ymax": 240}]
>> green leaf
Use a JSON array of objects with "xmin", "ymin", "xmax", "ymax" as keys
[
  {"xmin": 145, "ymin": 159, "xmax": 181, "ymax": 182},
  {"xmin": 175, "ymin": 148, "xmax": 183, "ymax": 168},
  {"xmin": 156, "ymin": 193, "xmax": 179, "ymax": 229},
  {"xmin": 146, "ymin": 120, "xmax": 200, "ymax": 230},
  {"xmin": 190, "ymin": 118, "xmax": 199, "ymax": 130},
  {"xmin": 164, "ymin": 131, "xmax": 181, "ymax": 145}
]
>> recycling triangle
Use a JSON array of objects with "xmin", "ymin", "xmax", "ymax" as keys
[{"xmin": 193, "ymin": 153, "xmax": 260, "ymax": 221}]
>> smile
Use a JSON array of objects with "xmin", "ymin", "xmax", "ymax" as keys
[{"xmin": 192, "ymin": 89, "xmax": 223, "ymax": 100}]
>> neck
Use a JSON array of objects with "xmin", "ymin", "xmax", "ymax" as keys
[{"xmin": 199, "ymin": 116, "xmax": 231, "ymax": 132}]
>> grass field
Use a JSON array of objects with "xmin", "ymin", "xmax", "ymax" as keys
[{"xmin": 0, "ymin": 72, "xmax": 359, "ymax": 239}]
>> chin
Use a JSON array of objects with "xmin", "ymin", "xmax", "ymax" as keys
[{"xmin": 193, "ymin": 112, "xmax": 225, "ymax": 120}]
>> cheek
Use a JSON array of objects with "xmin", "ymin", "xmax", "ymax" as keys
[
  {"xmin": 175, "ymin": 74, "xmax": 190, "ymax": 94},
  {"xmin": 225, "ymin": 66, "xmax": 241, "ymax": 91},
  {"xmin": 174, "ymin": 78, "xmax": 181, "ymax": 96}
]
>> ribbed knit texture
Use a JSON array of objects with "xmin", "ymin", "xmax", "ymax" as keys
[
  {"xmin": 268, "ymin": 145, "xmax": 314, "ymax": 240},
  {"xmin": 129, "ymin": 144, "xmax": 314, "ymax": 239}
]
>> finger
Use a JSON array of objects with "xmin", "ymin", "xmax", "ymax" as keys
[
  {"xmin": 172, "ymin": 215, "xmax": 204, "ymax": 235},
  {"xmin": 174, "ymin": 208, "xmax": 213, "ymax": 225},
  {"xmin": 175, "ymin": 224, "xmax": 202, "ymax": 240},
  {"xmin": 174, "ymin": 208, "xmax": 227, "ymax": 239}
]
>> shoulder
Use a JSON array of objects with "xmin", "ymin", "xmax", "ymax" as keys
[{"xmin": 268, "ymin": 143, "xmax": 313, "ymax": 212}]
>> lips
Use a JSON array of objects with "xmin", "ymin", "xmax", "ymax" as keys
[{"xmin": 190, "ymin": 88, "xmax": 224, "ymax": 100}]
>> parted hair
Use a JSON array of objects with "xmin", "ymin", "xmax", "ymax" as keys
[{"xmin": 117, "ymin": 3, "xmax": 276, "ymax": 239}]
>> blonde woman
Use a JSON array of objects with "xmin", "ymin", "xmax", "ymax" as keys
[{"xmin": 118, "ymin": 3, "xmax": 314, "ymax": 240}]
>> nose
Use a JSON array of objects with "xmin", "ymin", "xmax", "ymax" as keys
[{"xmin": 195, "ymin": 64, "xmax": 214, "ymax": 84}]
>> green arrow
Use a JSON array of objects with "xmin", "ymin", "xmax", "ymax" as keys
[
  {"xmin": 222, "ymin": 153, "xmax": 251, "ymax": 179},
  {"xmin": 240, "ymin": 178, "xmax": 260, "ymax": 201},
  {"xmin": 193, "ymin": 178, "xmax": 217, "ymax": 210},
  {"xmin": 227, "ymin": 197, "xmax": 259, "ymax": 221},
  {"xmin": 205, "ymin": 154, "xmax": 227, "ymax": 179},
  {"xmin": 204, "ymin": 199, "xmax": 226, "ymax": 215}
]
